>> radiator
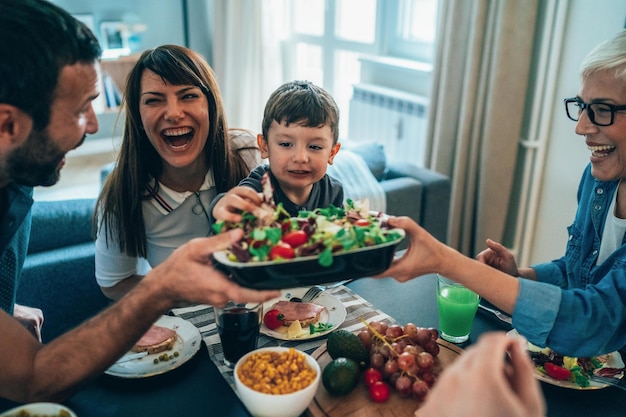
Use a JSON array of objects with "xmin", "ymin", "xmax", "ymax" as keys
[{"xmin": 348, "ymin": 83, "xmax": 429, "ymax": 166}]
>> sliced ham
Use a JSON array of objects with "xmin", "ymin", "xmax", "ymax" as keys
[
  {"xmin": 132, "ymin": 324, "xmax": 177, "ymax": 354},
  {"xmin": 271, "ymin": 301, "xmax": 325, "ymax": 326}
]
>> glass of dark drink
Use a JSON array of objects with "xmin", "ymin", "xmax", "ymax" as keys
[{"xmin": 215, "ymin": 302, "xmax": 263, "ymax": 368}]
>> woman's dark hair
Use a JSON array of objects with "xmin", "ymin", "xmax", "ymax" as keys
[{"xmin": 0, "ymin": 0, "xmax": 101, "ymax": 130}]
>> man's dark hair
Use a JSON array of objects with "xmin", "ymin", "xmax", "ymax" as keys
[{"xmin": 0, "ymin": 0, "xmax": 101, "ymax": 130}]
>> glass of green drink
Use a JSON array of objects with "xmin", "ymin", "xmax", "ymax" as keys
[{"xmin": 436, "ymin": 274, "xmax": 480, "ymax": 343}]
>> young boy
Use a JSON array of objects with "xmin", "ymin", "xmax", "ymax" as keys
[{"xmin": 210, "ymin": 80, "xmax": 343, "ymax": 222}]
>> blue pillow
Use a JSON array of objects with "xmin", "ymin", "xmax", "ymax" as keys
[{"xmin": 339, "ymin": 141, "xmax": 387, "ymax": 181}]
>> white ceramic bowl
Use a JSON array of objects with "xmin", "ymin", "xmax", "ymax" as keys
[
  {"xmin": 0, "ymin": 402, "xmax": 77, "ymax": 417},
  {"xmin": 234, "ymin": 347, "xmax": 321, "ymax": 417}
]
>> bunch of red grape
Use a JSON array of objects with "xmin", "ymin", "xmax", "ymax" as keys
[{"xmin": 357, "ymin": 320, "xmax": 441, "ymax": 402}]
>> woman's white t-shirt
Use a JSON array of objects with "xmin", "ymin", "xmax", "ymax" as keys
[
  {"xmin": 95, "ymin": 132, "xmax": 260, "ymax": 288},
  {"xmin": 598, "ymin": 185, "xmax": 626, "ymax": 264}
]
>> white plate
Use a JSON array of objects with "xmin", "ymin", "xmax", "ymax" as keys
[
  {"xmin": 0, "ymin": 403, "xmax": 77, "ymax": 417},
  {"xmin": 106, "ymin": 315, "xmax": 202, "ymax": 378},
  {"xmin": 261, "ymin": 287, "xmax": 347, "ymax": 341},
  {"xmin": 507, "ymin": 329, "xmax": 624, "ymax": 390}
]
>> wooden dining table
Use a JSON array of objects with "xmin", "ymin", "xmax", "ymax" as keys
[{"xmin": 1, "ymin": 274, "xmax": 624, "ymax": 417}]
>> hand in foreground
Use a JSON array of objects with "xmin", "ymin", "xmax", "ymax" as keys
[
  {"xmin": 212, "ymin": 186, "xmax": 263, "ymax": 223},
  {"xmin": 417, "ymin": 332, "xmax": 545, "ymax": 417},
  {"xmin": 141, "ymin": 228, "xmax": 280, "ymax": 308},
  {"xmin": 374, "ymin": 216, "xmax": 452, "ymax": 282},
  {"xmin": 476, "ymin": 239, "xmax": 520, "ymax": 277}
]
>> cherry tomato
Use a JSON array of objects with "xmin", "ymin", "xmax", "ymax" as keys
[
  {"xmin": 544, "ymin": 362, "xmax": 571, "ymax": 380},
  {"xmin": 364, "ymin": 367, "xmax": 383, "ymax": 386},
  {"xmin": 269, "ymin": 242, "xmax": 295, "ymax": 260},
  {"xmin": 282, "ymin": 230, "xmax": 309, "ymax": 248},
  {"xmin": 354, "ymin": 218, "xmax": 371, "ymax": 227},
  {"xmin": 368, "ymin": 381, "xmax": 390, "ymax": 403},
  {"xmin": 263, "ymin": 309, "xmax": 284, "ymax": 330}
]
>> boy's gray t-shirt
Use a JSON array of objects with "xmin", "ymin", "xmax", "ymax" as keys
[
  {"xmin": 239, "ymin": 164, "xmax": 344, "ymax": 217},
  {"xmin": 208, "ymin": 164, "xmax": 344, "ymax": 223}
]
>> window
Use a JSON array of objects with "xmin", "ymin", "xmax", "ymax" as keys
[
  {"xmin": 385, "ymin": 0, "xmax": 439, "ymax": 62},
  {"xmin": 284, "ymin": 0, "xmax": 438, "ymax": 136},
  {"xmin": 335, "ymin": 0, "xmax": 377, "ymax": 43}
]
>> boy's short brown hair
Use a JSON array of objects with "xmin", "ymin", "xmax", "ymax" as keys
[{"xmin": 261, "ymin": 80, "xmax": 340, "ymax": 143}]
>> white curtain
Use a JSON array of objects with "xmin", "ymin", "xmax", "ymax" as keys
[
  {"xmin": 211, "ymin": 0, "xmax": 288, "ymax": 133},
  {"xmin": 427, "ymin": 0, "xmax": 540, "ymax": 255}
]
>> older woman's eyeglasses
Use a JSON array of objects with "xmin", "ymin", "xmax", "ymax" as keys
[{"xmin": 564, "ymin": 97, "xmax": 626, "ymax": 126}]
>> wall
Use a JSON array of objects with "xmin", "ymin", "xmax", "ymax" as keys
[
  {"xmin": 528, "ymin": 0, "xmax": 626, "ymax": 264},
  {"xmin": 53, "ymin": 0, "xmax": 185, "ymax": 51},
  {"xmin": 52, "ymin": 0, "xmax": 213, "ymax": 140},
  {"xmin": 53, "ymin": 0, "xmax": 213, "ymax": 67}
]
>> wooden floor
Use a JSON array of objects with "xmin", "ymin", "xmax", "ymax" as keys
[{"xmin": 33, "ymin": 138, "xmax": 118, "ymax": 201}]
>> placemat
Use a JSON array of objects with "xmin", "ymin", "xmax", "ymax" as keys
[{"xmin": 171, "ymin": 285, "xmax": 394, "ymax": 392}]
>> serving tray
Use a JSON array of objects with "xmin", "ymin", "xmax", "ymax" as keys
[{"xmin": 306, "ymin": 337, "xmax": 463, "ymax": 417}]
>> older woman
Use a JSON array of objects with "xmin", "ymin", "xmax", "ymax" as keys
[
  {"xmin": 95, "ymin": 45, "xmax": 260, "ymax": 300},
  {"xmin": 380, "ymin": 30, "xmax": 626, "ymax": 357}
]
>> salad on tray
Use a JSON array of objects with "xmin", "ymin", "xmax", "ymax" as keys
[{"xmin": 212, "ymin": 173, "xmax": 403, "ymax": 267}]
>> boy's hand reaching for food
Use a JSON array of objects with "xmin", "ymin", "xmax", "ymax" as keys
[{"xmin": 212, "ymin": 186, "xmax": 263, "ymax": 223}]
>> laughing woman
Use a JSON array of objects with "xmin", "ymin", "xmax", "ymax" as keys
[{"xmin": 94, "ymin": 45, "xmax": 260, "ymax": 300}]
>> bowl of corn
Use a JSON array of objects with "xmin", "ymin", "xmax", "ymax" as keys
[{"xmin": 233, "ymin": 346, "xmax": 321, "ymax": 417}]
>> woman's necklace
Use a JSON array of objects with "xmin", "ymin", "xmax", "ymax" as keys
[{"xmin": 192, "ymin": 191, "xmax": 211, "ymax": 234}]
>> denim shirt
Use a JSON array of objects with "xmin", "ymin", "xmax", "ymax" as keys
[
  {"xmin": 0, "ymin": 184, "xmax": 33, "ymax": 315},
  {"xmin": 514, "ymin": 164, "xmax": 626, "ymax": 356}
]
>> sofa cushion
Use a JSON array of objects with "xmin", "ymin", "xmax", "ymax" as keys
[
  {"xmin": 28, "ymin": 199, "xmax": 95, "ymax": 254},
  {"xmin": 340, "ymin": 141, "xmax": 387, "ymax": 181},
  {"xmin": 18, "ymin": 243, "xmax": 111, "ymax": 342},
  {"xmin": 18, "ymin": 198, "xmax": 107, "ymax": 342}
]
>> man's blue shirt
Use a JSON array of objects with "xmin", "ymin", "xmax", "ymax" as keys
[{"xmin": 0, "ymin": 184, "xmax": 33, "ymax": 314}]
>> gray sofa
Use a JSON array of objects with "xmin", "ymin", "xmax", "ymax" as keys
[
  {"xmin": 334, "ymin": 141, "xmax": 450, "ymax": 245},
  {"xmin": 16, "ymin": 199, "xmax": 111, "ymax": 343},
  {"xmin": 18, "ymin": 146, "xmax": 449, "ymax": 342}
]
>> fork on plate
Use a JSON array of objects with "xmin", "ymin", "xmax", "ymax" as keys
[
  {"xmin": 477, "ymin": 303, "xmax": 512, "ymax": 325},
  {"xmin": 589, "ymin": 374, "xmax": 626, "ymax": 391},
  {"xmin": 301, "ymin": 280, "xmax": 352, "ymax": 302}
]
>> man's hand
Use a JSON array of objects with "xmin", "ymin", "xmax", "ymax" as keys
[
  {"xmin": 418, "ymin": 332, "xmax": 545, "ymax": 417},
  {"xmin": 142, "ymin": 228, "xmax": 280, "ymax": 309}
]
